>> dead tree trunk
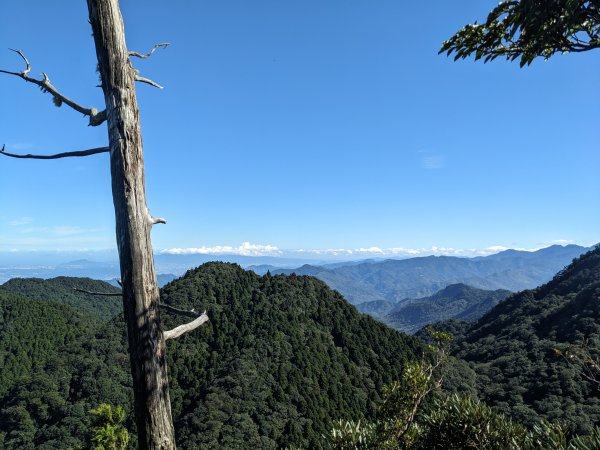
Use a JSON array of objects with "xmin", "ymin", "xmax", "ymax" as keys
[
  {"xmin": 2, "ymin": 1, "xmax": 210, "ymax": 448},
  {"xmin": 87, "ymin": 0, "xmax": 175, "ymax": 448}
]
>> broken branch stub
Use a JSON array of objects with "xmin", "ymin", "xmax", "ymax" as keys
[{"xmin": 163, "ymin": 312, "xmax": 209, "ymax": 340}]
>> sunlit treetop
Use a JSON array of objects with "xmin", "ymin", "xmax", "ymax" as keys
[{"xmin": 440, "ymin": 0, "xmax": 600, "ymax": 66}]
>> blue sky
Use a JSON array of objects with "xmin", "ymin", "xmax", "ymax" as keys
[{"xmin": 1, "ymin": 1, "xmax": 598, "ymax": 260}]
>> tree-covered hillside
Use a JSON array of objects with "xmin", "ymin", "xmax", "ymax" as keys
[
  {"xmin": 0, "ymin": 263, "xmax": 423, "ymax": 449},
  {"xmin": 382, "ymin": 284, "xmax": 511, "ymax": 334},
  {"xmin": 162, "ymin": 263, "xmax": 423, "ymax": 448},
  {"xmin": 0, "ymin": 291, "xmax": 132, "ymax": 449},
  {"xmin": 449, "ymin": 246, "xmax": 600, "ymax": 434},
  {"xmin": 1, "ymin": 277, "xmax": 122, "ymax": 320}
]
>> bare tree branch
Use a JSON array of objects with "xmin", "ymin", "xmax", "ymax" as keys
[
  {"xmin": 134, "ymin": 74, "xmax": 164, "ymax": 89},
  {"xmin": 160, "ymin": 303, "xmax": 200, "ymax": 318},
  {"xmin": 74, "ymin": 287, "xmax": 201, "ymax": 319},
  {"xmin": 0, "ymin": 49, "xmax": 107, "ymax": 126},
  {"xmin": 73, "ymin": 288, "xmax": 121, "ymax": 296},
  {"xmin": 163, "ymin": 311, "xmax": 209, "ymax": 340},
  {"xmin": 129, "ymin": 42, "xmax": 170, "ymax": 59},
  {"xmin": 8, "ymin": 48, "xmax": 31, "ymax": 75},
  {"xmin": 0, "ymin": 145, "xmax": 109, "ymax": 160}
]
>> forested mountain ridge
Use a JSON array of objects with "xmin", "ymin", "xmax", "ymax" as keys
[
  {"xmin": 447, "ymin": 246, "xmax": 600, "ymax": 434},
  {"xmin": 161, "ymin": 263, "xmax": 423, "ymax": 448},
  {"xmin": 380, "ymin": 283, "xmax": 511, "ymax": 333},
  {"xmin": 0, "ymin": 290, "xmax": 132, "ymax": 449},
  {"xmin": 1, "ymin": 277, "xmax": 122, "ymax": 320},
  {"xmin": 0, "ymin": 263, "xmax": 423, "ymax": 449},
  {"xmin": 275, "ymin": 244, "xmax": 588, "ymax": 305},
  {"xmin": 0, "ymin": 291, "xmax": 99, "ymax": 399}
]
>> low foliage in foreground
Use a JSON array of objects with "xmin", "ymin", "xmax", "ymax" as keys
[
  {"xmin": 331, "ymin": 386, "xmax": 600, "ymax": 450},
  {"xmin": 329, "ymin": 327, "xmax": 600, "ymax": 450},
  {"xmin": 87, "ymin": 403, "xmax": 130, "ymax": 450}
]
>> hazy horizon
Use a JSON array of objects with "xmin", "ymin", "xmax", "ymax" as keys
[{"xmin": 0, "ymin": 241, "xmax": 593, "ymax": 267}]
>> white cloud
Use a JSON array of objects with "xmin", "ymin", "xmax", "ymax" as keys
[
  {"xmin": 9, "ymin": 217, "xmax": 33, "ymax": 226},
  {"xmin": 471, "ymin": 245, "xmax": 546, "ymax": 256},
  {"xmin": 1, "ymin": 222, "xmax": 111, "ymax": 251},
  {"xmin": 17, "ymin": 225, "xmax": 98, "ymax": 236},
  {"xmin": 297, "ymin": 248, "xmax": 355, "ymax": 256},
  {"xmin": 52, "ymin": 226, "xmax": 90, "ymax": 236},
  {"xmin": 161, "ymin": 242, "xmax": 282, "ymax": 257},
  {"xmin": 1, "ymin": 235, "xmax": 113, "ymax": 248},
  {"xmin": 548, "ymin": 239, "xmax": 575, "ymax": 245},
  {"xmin": 483, "ymin": 245, "xmax": 509, "ymax": 253},
  {"xmin": 287, "ymin": 243, "xmax": 572, "ymax": 259},
  {"xmin": 156, "ymin": 241, "xmax": 592, "ymax": 260},
  {"xmin": 291, "ymin": 246, "xmax": 470, "ymax": 258},
  {"xmin": 356, "ymin": 247, "xmax": 385, "ymax": 254},
  {"xmin": 418, "ymin": 150, "xmax": 445, "ymax": 170},
  {"xmin": 387, "ymin": 247, "xmax": 422, "ymax": 255},
  {"xmin": 421, "ymin": 155, "xmax": 445, "ymax": 169}
]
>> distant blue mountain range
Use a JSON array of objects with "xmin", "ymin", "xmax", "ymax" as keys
[
  {"xmin": 273, "ymin": 244, "xmax": 591, "ymax": 305},
  {"xmin": 0, "ymin": 245, "xmax": 591, "ymax": 309}
]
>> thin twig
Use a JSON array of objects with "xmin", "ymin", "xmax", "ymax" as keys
[
  {"xmin": 0, "ymin": 49, "xmax": 107, "ymax": 126},
  {"xmin": 0, "ymin": 145, "xmax": 109, "ymax": 160},
  {"xmin": 129, "ymin": 42, "xmax": 170, "ymax": 59}
]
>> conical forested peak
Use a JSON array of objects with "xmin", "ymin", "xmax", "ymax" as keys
[{"xmin": 156, "ymin": 262, "xmax": 425, "ymax": 448}]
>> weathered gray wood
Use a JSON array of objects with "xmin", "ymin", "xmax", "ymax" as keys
[
  {"xmin": 135, "ymin": 74, "xmax": 164, "ymax": 89},
  {"xmin": 86, "ymin": 1, "xmax": 176, "ymax": 448},
  {"xmin": 163, "ymin": 312, "xmax": 209, "ymax": 340}
]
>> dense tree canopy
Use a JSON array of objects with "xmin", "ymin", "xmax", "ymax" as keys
[
  {"xmin": 0, "ymin": 291, "xmax": 133, "ymax": 449},
  {"xmin": 4, "ymin": 254, "xmax": 600, "ymax": 447},
  {"xmin": 0, "ymin": 264, "xmax": 423, "ymax": 449},
  {"xmin": 444, "ymin": 247, "xmax": 600, "ymax": 434},
  {"xmin": 328, "ymin": 331, "xmax": 600, "ymax": 450},
  {"xmin": 440, "ymin": 0, "xmax": 600, "ymax": 66},
  {"xmin": 1, "ymin": 277, "xmax": 122, "ymax": 321}
]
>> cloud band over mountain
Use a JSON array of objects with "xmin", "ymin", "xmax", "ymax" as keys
[{"xmin": 159, "ymin": 241, "xmax": 586, "ymax": 259}]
